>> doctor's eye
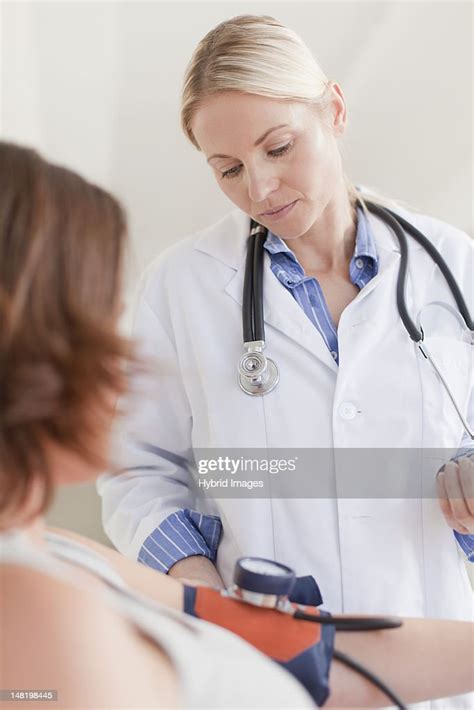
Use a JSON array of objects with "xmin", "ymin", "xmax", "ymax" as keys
[
  {"xmin": 268, "ymin": 141, "xmax": 293, "ymax": 158},
  {"xmin": 221, "ymin": 164, "xmax": 243, "ymax": 180}
]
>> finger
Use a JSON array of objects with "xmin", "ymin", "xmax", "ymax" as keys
[
  {"xmin": 444, "ymin": 462, "xmax": 474, "ymax": 532},
  {"xmin": 458, "ymin": 457, "xmax": 474, "ymax": 517},
  {"xmin": 436, "ymin": 471, "xmax": 470, "ymax": 533},
  {"xmin": 436, "ymin": 470, "xmax": 451, "ymax": 517}
]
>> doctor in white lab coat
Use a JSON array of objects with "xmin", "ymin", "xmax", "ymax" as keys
[{"xmin": 98, "ymin": 15, "xmax": 473, "ymax": 676}]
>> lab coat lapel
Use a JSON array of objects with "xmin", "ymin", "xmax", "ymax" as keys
[
  {"xmin": 224, "ymin": 251, "xmax": 339, "ymax": 371},
  {"xmin": 194, "ymin": 209, "xmax": 336, "ymax": 368},
  {"xmin": 223, "ymin": 209, "xmax": 406, "ymax": 369},
  {"xmin": 340, "ymin": 207, "xmax": 425, "ymax": 321},
  {"xmin": 195, "ymin": 206, "xmax": 417, "ymax": 371},
  {"xmin": 349, "ymin": 210, "xmax": 401, "ymax": 303}
]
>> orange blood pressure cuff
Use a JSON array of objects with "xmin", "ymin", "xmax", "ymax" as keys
[{"xmin": 184, "ymin": 585, "xmax": 335, "ymax": 706}]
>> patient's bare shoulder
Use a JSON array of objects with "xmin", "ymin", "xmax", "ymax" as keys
[{"xmin": 0, "ymin": 563, "xmax": 179, "ymax": 709}]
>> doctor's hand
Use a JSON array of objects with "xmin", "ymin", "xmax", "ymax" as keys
[{"xmin": 436, "ymin": 457, "xmax": 474, "ymax": 534}]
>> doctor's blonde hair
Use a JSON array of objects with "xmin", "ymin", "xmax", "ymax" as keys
[
  {"xmin": 181, "ymin": 15, "xmax": 363, "ymax": 202},
  {"xmin": 181, "ymin": 14, "xmax": 401, "ymax": 213}
]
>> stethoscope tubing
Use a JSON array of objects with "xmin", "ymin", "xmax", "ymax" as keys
[
  {"xmin": 389, "ymin": 207, "xmax": 473, "ymax": 332},
  {"xmin": 253, "ymin": 230, "xmax": 266, "ymax": 342},
  {"xmin": 363, "ymin": 202, "xmax": 473, "ymax": 340},
  {"xmin": 242, "ymin": 227, "xmax": 256, "ymax": 343},
  {"xmin": 243, "ymin": 221, "xmax": 267, "ymax": 343},
  {"xmin": 245, "ymin": 201, "xmax": 473, "ymax": 342},
  {"xmin": 241, "ymin": 201, "xmax": 473, "ymax": 430}
]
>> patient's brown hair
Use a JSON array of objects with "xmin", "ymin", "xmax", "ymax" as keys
[{"xmin": 0, "ymin": 142, "xmax": 132, "ymax": 521}]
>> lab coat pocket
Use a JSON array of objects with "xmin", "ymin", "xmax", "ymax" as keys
[{"xmin": 418, "ymin": 334, "xmax": 472, "ymax": 447}]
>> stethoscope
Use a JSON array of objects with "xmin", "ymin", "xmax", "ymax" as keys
[
  {"xmin": 229, "ymin": 556, "xmax": 407, "ymax": 709},
  {"xmin": 238, "ymin": 200, "xmax": 473, "ymax": 439}
]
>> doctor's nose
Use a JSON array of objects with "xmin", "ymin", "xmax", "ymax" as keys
[{"xmin": 246, "ymin": 169, "xmax": 280, "ymax": 204}]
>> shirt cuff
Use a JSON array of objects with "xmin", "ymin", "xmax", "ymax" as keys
[
  {"xmin": 137, "ymin": 509, "xmax": 223, "ymax": 573},
  {"xmin": 453, "ymin": 531, "xmax": 474, "ymax": 562},
  {"xmin": 449, "ymin": 448, "xmax": 474, "ymax": 562},
  {"xmin": 450, "ymin": 445, "xmax": 474, "ymax": 463}
]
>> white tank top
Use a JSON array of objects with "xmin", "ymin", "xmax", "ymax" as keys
[{"xmin": 0, "ymin": 529, "xmax": 313, "ymax": 709}]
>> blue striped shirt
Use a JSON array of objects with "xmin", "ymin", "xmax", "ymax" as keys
[
  {"xmin": 138, "ymin": 208, "xmax": 474, "ymax": 571},
  {"xmin": 264, "ymin": 207, "xmax": 377, "ymax": 364}
]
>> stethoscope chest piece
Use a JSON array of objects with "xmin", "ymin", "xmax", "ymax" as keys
[{"xmin": 238, "ymin": 340, "xmax": 279, "ymax": 396}]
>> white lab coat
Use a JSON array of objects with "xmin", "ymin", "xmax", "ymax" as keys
[{"xmin": 99, "ymin": 204, "xmax": 473, "ymax": 704}]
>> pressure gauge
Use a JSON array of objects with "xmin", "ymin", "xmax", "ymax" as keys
[{"xmin": 232, "ymin": 557, "xmax": 296, "ymax": 607}]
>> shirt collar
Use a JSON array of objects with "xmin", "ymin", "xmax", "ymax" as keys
[
  {"xmin": 263, "ymin": 206, "xmax": 378, "ymax": 264},
  {"xmin": 353, "ymin": 207, "xmax": 378, "ymax": 261}
]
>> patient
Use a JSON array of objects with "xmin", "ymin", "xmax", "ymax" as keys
[{"xmin": 0, "ymin": 142, "xmax": 473, "ymax": 709}]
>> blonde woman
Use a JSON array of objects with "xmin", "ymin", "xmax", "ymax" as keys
[{"xmin": 99, "ymin": 16, "xmax": 473, "ymax": 705}]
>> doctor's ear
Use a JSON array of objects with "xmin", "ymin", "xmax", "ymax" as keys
[{"xmin": 325, "ymin": 81, "xmax": 347, "ymax": 137}]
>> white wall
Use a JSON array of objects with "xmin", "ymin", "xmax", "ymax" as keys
[
  {"xmin": 2, "ymin": 1, "xmax": 472, "ymax": 296},
  {"xmin": 1, "ymin": 1, "xmax": 472, "ymax": 548}
]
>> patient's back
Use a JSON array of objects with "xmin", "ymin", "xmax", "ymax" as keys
[{"xmin": 0, "ymin": 530, "xmax": 313, "ymax": 709}]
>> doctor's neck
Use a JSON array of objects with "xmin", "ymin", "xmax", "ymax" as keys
[{"xmin": 283, "ymin": 180, "xmax": 357, "ymax": 276}]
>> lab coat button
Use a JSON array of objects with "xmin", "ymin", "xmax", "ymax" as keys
[
  {"xmin": 339, "ymin": 402, "xmax": 357, "ymax": 420},
  {"xmin": 331, "ymin": 350, "xmax": 338, "ymax": 360}
]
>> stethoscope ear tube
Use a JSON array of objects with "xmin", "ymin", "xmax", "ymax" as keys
[
  {"xmin": 364, "ymin": 201, "xmax": 422, "ymax": 342},
  {"xmin": 385, "ymin": 208, "xmax": 473, "ymax": 332},
  {"xmin": 363, "ymin": 201, "xmax": 473, "ymax": 339}
]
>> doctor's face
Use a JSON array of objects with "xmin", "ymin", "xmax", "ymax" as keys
[{"xmin": 191, "ymin": 88, "xmax": 347, "ymax": 240}]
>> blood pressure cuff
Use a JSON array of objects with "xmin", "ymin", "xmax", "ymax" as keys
[
  {"xmin": 184, "ymin": 585, "xmax": 335, "ymax": 706},
  {"xmin": 289, "ymin": 575, "xmax": 323, "ymax": 606}
]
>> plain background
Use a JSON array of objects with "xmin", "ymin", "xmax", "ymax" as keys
[{"xmin": 1, "ymin": 2, "xmax": 472, "ymax": 564}]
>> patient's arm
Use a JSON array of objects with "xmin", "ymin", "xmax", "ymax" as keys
[
  {"xmin": 47, "ymin": 525, "xmax": 184, "ymax": 609},
  {"xmin": 328, "ymin": 619, "xmax": 473, "ymax": 707},
  {"xmin": 48, "ymin": 527, "xmax": 474, "ymax": 707}
]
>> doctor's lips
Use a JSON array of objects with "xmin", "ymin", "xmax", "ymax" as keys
[{"xmin": 259, "ymin": 200, "xmax": 299, "ymax": 220}]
